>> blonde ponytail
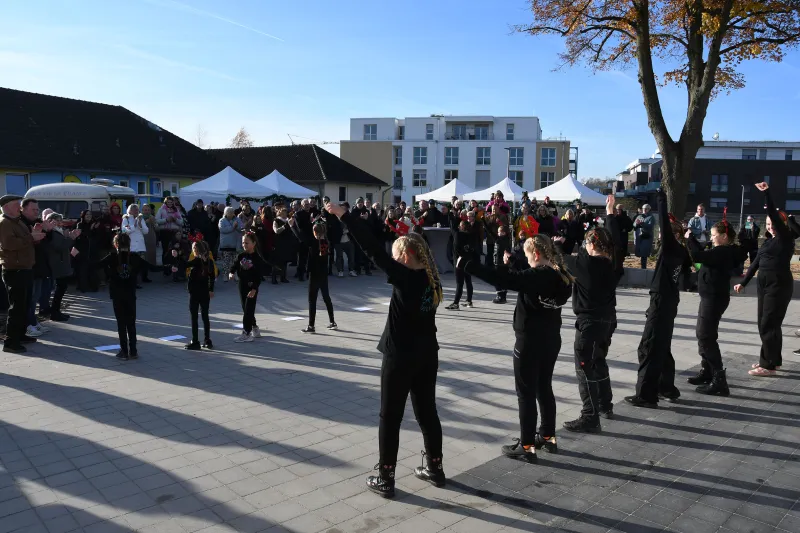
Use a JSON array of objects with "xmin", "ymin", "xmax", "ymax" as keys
[{"xmin": 526, "ymin": 234, "xmax": 575, "ymax": 285}]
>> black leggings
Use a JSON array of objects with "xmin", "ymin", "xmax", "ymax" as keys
[
  {"xmin": 453, "ymin": 268, "xmax": 473, "ymax": 304},
  {"xmin": 696, "ymin": 295, "xmax": 729, "ymax": 372},
  {"xmin": 113, "ymin": 297, "xmax": 137, "ymax": 354},
  {"xmin": 308, "ymin": 275, "xmax": 334, "ymax": 327},
  {"xmin": 574, "ymin": 316, "xmax": 616, "ymax": 419},
  {"xmin": 757, "ymin": 271, "xmax": 793, "ymax": 369},
  {"xmin": 159, "ymin": 231, "xmax": 173, "ymax": 272},
  {"xmin": 636, "ymin": 293, "xmax": 679, "ymax": 402},
  {"xmin": 514, "ymin": 333, "xmax": 560, "ymax": 442},
  {"xmin": 190, "ymin": 292, "xmax": 211, "ymax": 342},
  {"xmin": 51, "ymin": 277, "xmax": 69, "ymax": 314},
  {"xmin": 379, "ymin": 354, "xmax": 443, "ymax": 466},
  {"xmin": 238, "ymin": 285, "xmax": 258, "ymax": 334}
]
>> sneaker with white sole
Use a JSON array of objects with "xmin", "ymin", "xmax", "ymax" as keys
[
  {"xmin": 25, "ymin": 326, "xmax": 43, "ymax": 337},
  {"xmin": 35, "ymin": 324, "xmax": 50, "ymax": 334},
  {"xmin": 337, "ymin": 272, "xmax": 344, "ymax": 278},
  {"xmin": 234, "ymin": 333, "xmax": 252, "ymax": 343},
  {"xmin": 252, "ymin": 326, "xmax": 261, "ymax": 338},
  {"xmin": 349, "ymin": 270, "xmax": 358, "ymax": 277}
]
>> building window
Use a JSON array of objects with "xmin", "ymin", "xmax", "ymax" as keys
[
  {"xmin": 137, "ymin": 182, "xmax": 147, "ymax": 195},
  {"xmin": 363, "ymin": 124, "xmax": 377, "ymax": 140},
  {"xmin": 452, "ymin": 125, "xmax": 466, "ymax": 140},
  {"xmin": 426, "ymin": 124, "xmax": 434, "ymax": 140},
  {"xmin": 475, "ymin": 170, "xmax": 490, "ymax": 188},
  {"xmin": 509, "ymin": 170, "xmax": 523, "ymax": 187},
  {"xmin": 393, "ymin": 170, "xmax": 403, "ymax": 190},
  {"xmin": 786, "ymin": 150, "xmax": 793, "ymax": 161},
  {"xmin": 444, "ymin": 169, "xmax": 458, "ymax": 184},
  {"xmin": 413, "ymin": 147, "xmax": 427, "ymax": 165},
  {"xmin": 413, "ymin": 169, "xmax": 427, "ymax": 188},
  {"xmin": 710, "ymin": 197, "xmax": 727, "ymax": 208},
  {"xmin": 398, "ymin": 126, "xmax": 405, "ymax": 140},
  {"xmin": 759, "ymin": 149, "xmax": 767, "ymax": 160},
  {"xmin": 393, "ymin": 146, "xmax": 402, "ymax": 166},
  {"xmin": 445, "ymin": 147, "xmax": 459, "ymax": 165},
  {"xmin": 689, "ymin": 183, "xmax": 696, "ymax": 194},
  {"xmin": 788, "ymin": 176, "xmax": 800, "ymax": 194},
  {"xmin": 338, "ymin": 186, "xmax": 347, "ymax": 202},
  {"xmin": 509, "ymin": 147, "xmax": 524, "ymax": 166},
  {"xmin": 540, "ymin": 171, "xmax": 555, "ymax": 187},
  {"xmin": 476, "ymin": 147, "xmax": 491, "ymax": 166},
  {"xmin": 541, "ymin": 148, "xmax": 556, "ymax": 167},
  {"xmin": 711, "ymin": 174, "xmax": 728, "ymax": 192},
  {"xmin": 506, "ymin": 124, "xmax": 514, "ymax": 141},
  {"xmin": 475, "ymin": 125, "xmax": 489, "ymax": 140},
  {"xmin": 119, "ymin": 180, "xmax": 129, "ymax": 188},
  {"xmin": 5, "ymin": 173, "xmax": 28, "ymax": 195},
  {"xmin": 742, "ymin": 149, "xmax": 757, "ymax": 160}
]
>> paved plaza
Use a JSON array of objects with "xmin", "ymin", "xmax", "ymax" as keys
[{"xmin": 1, "ymin": 272, "xmax": 799, "ymax": 533}]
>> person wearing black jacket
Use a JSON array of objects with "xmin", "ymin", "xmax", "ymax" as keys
[
  {"xmin": 351, "ymin": 198, "xmax": 372, "ymax": 275},
  {"xmin": 290, "ymin": 216, "xmax": 337, "ymax": 333},
  {"xmin": 229, "ymin": 232, "xmax": 270, "ymax": 342},
  {"xmin": 614, "ymin": 206, "xmax": 634, "ymax": 278},
  {"xmin": 483, "ymin": 221, "xmax": 512, "ymax": 304},
  {"xmin": 563, "ymin": 195, "xmax": 621, "ymax": 433},
  {"xmin": 735, "ymin": 183, "xmax": 794, "ymax": 376},
  {"xmin": 462, "ymin": 235, "xmax": 573, "ymax": 462},
  {"xmin": 685, "ymin": 214, "xmax": 745, "ymax": 395},
  {"xmin": 445, "ymin": 213, "xmax": 476, "ymax": 310},
  {"xmin": 736, "ymin": 216, "xmax": 760, "ymax": 276},
  {"xmin": 325, "ymin": 202, "xmax": 445, "ymax": 499},
  {"xmin": 626, "ymin": 190, "xmax": 692, "ymax": 408},
  {"xmin": 74, "ymin": 211, "xmax": 101, "ymax": 293},
  {"xmin": 186, "ymin": 200, "xmax": 213, "ymax": 238},
  {"xmin": 294, "ymin": 201, "xmax": 314, "ymax": 281},
  {"xmin": 555, "ymin": 210, "xmax": 582, "ymax": 256},
  {"xmin": 184, "ymin": 240, "xmax": 217, "ymax": 351},
  {"xmin": 322, "ymin": 205, "xmax": 343, "ymax": 275}
]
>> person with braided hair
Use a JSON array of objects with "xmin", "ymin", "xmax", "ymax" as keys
[
  {"xmin": 184, "ymin": 239, "xmax": 217, "ymax": 351},
  {"xmin": 229, "ymin": 232, "xmax": 270, "ymax": 343},
  {"xmin": 685, "ymin": 209, "xmax": 746, "ymax": 395},
  {"xmin": 460, "ymin": 235, "xmax": 573, "ymax": 462},
  {"xmin": 289, "ymin": 215, "xmax": 337, "ymax": 333},
  {"xmin": 626, "ymin": 189, "xmax": 692, "ymax": 408},
  {"xmin": 563, "ymin": 195, "xmax": 621, "ymax": 434},
  {"xmin": 325, "ymin": 202, "xmax": 445, "ymax": 499},
  {"xmin": 735, "ymin": 182, "xmax": 794, "ymax": 376}
]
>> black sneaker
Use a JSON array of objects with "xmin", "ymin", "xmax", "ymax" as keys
[
  {"xmin": 794, "ymin": 348, "xmax": 800, "ymax": 356},
  {"xmin": 501, "ymin": 438, "xmax": 537, "ymax": 463},
  {"xmin": 20, "ymin": 335, "xmax": 37, "ymax": 344},
  {"xmin": 142, "ymin": 278, "xmax": 152, "ymax": 283},
  {"xmin": 50, "ymin": 313, "xmax": 70, "ymax": 322},
  {"xmin": 461, "ymin": 301, "xmax": 474, "ymax": 308},
  {"xmin": 129, "ymin": 351, "xmax": 139, "ymax": 360},
  {"xmin": 301, "ymin": 326, "xmax": 315, "ymax": 334},
  {"xmin": 492, "ymin": 296, "xmax": 506, "ymax": 304},
  {"xmin": 658, "ymin": 389, "xmax": 680, "ymax": 403},
  {"xmin": 533, "ymin": 434, "xmax": 558, "ymax": 454},
  {"xmin": 624, "ymin": 396, "xmax": 658, "ymax": 409},
  {"xmin": 599, "ymin": 408, "xmax": 614, "ymax": 420},
  {"xmin": 445, "ymin": 303, "xmax": 459, "ymax": 310},
  {"xmin": 203, "ymin": 338, "xmax": 214, "ymax": 349},
  {"xmin": 327, "ymin": 322, "xmax": 338, "ymax": 331},
  {"xmin": 365, "ymin": 270, "xmax": 372, "ymax": 276},
  {"xmin": 365, "ymin": 464, "xmax": 395, "ymax": 498},
  {"xmin": 3, "ymin": 343, "xmax": 26, "ymax": 354},
  {"xmin": 185, "ymin": 341, "xmax": 201, "ymax": 351},
  {"xmin": 413, "ymin": 451, "xmax": 446, "ymax": 487},
  {"xmin": 563, "ymin": 416, "xmax": 601, "ymax": 433},
  {"xmin": 116, "ymin": 351, "xmax": 130, "ymax": 361}
]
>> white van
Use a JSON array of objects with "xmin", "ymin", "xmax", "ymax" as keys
[{"xmin": 25, "ymin": 178, "xmax": 136, "ymax": 220}]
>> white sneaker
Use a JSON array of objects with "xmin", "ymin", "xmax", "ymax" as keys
[
  {"xmin": 252, "ymin": 326, "xmax": 261, "ymax": 338},
  {"xmin": 349, "ymin": 270, "xmax": 358, "ymax": 277},
  {"xmin": 35, "ymin": 324, "xmax": 49, "ymax": 334},
  {"xmin": 26, "ymin": 325, "xmax": 43, "ymax": 337},
  {"xmin": 234, "ymin": 333, "xmax": 252, "ymax": 343},
  {"xmin": 337, "ymin": 272, "xmax": 344, "ymax": 278}
]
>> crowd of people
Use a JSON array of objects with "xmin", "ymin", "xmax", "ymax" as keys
[{"xmin": 0, "ymin": 181, "xmax": 795, "ymax": 499}]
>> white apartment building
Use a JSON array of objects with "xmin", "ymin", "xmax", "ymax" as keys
[{"xmin": 340, "ymin": 115, "xmax": 573, "ymax": 205}]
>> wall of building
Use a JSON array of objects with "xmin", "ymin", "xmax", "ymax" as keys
[
  {"xmin": 350, "ymin": 118, "xmax": 399, "ymax": 141},
  {"xmin": 322, "ymin": 182, "xmax": 385, "ymax": 207},
  {"xmin": 533, "ymin": 140, "xmax": 571, "ymax": 190},
  {"xmin": 696, "ymin": 144, "xmax": 798, "ymax": 161},
  {"xmin": 339, "ymin": 141, "xmax": 393, "ymax": 185}
]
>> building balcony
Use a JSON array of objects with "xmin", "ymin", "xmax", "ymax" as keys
[{"xmin": 444, "ymin": 132, "xmax": 495, "ymax": 141}]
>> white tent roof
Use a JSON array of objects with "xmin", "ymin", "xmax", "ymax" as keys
[
  {"xmin": 256, "ymin": 170, "xmax": 317, "ymax": 199},
  {"xmin": 415, "ymin": 179, "xmax": 475, "ymax": 202},
  {"xmin": 534, "ymin": 175, "xmax": 608, "ymax": 205},
  {"xmin": 179, "ymin": 166, "xmax": 277, "ymax": 206},
  {"xmin": 462, "ymin": 177, "xmax": 525, "ymax": 202}
]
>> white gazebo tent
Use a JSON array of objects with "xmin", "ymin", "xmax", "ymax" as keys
[
  {"xmin": 462, "ymin": 177, "xmax": 525, "ymax": 202},
  {"xmin": 534, "ymin": 174, "xmax": 608, "ymax": 205},
  {"xmin": 415, "ymin": 179, "xmax": 475, "ymax": 203},
  {"xmin": 180, "ymin": 166, "xmax": 277, "ymax": 207},
  {"xmin": 256, "ymin": 170, "xmax": 317, "ymax": 199}
]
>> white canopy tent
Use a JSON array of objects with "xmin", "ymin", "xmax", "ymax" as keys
[
  {"xmin": 415, "ymin": 179, "xmax": 475, "ymax": 203},
  {"xmin": 462, "ymin": 177, "xmax": 525, "ymax": 202},
  {"xmin": 179, "ymin": 166, "xmax": 277, "ymax": 206},
  {"xmin": 256, "ymin": 170, "xmax": 317, "ymax": 199},
  {"xmin": 533, "ymin": 175, "xmax": 608, "ymax": 205}
]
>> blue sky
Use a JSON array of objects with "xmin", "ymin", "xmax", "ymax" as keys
[{"xmin": 2, "ymin": 0, "xmax": 799, "ymax": 178}]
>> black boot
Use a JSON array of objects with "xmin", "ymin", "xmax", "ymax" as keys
[
  {"xmin": 687, "ymin": 363, "xmax": 712, "ymax": 385},
  {"xmin": 696, "ymin": 369, "xmax": 730, "ymax": 396},
  {"xmin": 413, "ymin": 451, "xmax": 446, "ymax": 487},
  {"xmin": 365, "ymin": 464, "xmax": 395, "ymax": 498},
  {"xmin": 658, "ymin": 388, "xmax": 680, "ymax": 403},
  {"xmin": 185, "ymin": 341, "xmax": 201, "ymax": 351},
  {"xmin": 534, "ymin": 434, "xmax": 558, "ymax": 454},
  {"xmin": 501, "ymin": 439, "xmax": 537, "ymax": 463},
  {"xmin": 202, "ymin": 338, "xmax": 213, "ymax": 349},
  {"xmin": 624, "ymin": 395, "xmax": 658, "ymax": 409}
]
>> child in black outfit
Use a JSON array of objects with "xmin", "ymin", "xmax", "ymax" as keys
[
  {"xmin": 490, "ymin": 224, "xmax": 512, "ymax": 304},
  {"xmin": 445, "ymin": 215, "xmax": 477, "ymax": 310},
  {"xmin": 229, "ymin": 232, "xmax": 269, "ymax": 342},
  {"xmin": 95, "ymin": 233, "xmax": 143, "ymax": 361},
  {"xmin": 462, "ymin": 235, "xmax": 573, "ymax": 462},
  {"xmin": 290, "ymin": 216, "xmax": 337, "ymax": 333},
  {"xmin": 168, "ymin": 231, "xmax": 188, "ymax": 282},
  {"xmin": 325, "ymin": 202, "xmax": 445, "ymax": 499},
  {"xmin": 184, "ymin": 239, "xmax": 218, "ymax": 350}
]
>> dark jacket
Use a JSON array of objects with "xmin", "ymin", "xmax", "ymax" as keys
[{"xmin": 46, "ymin": 230, "xmax": 74, "ymax": 279}]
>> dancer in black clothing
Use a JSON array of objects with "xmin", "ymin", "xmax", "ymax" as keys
[
  {"xmin": 290, "ymin": 216, "xmax": 337, "ymax": 333},
  {"xmin": 445, "ymin": 213, "xmax": 476, "ymax": 310},
  {"xmin": 734, "ymin": 182, "xmax": 794, "ymax": 376},
  {"xmin": 184, "ymin": 239, "xmax": 217, "ymax": 351},
  {"xmin": 685, "ymin": 211, "xmax": 745, "ymax": 395},
  {"xmin": 325, "ymin": 202, "xmax": 445, "ymax": 499},
  {"xmin": 95, "ymin": 233, "xmax": 143, "ymax": 361},
  {"xmin": 626, "ymin": 189, "xmax": 692, "ymax": 408},
  {"xmin": 564, "ymin": 195, "xmax": 621, "ymax": 433},
  {"xmin": 462, "ymin": 235, "xmax": 573, "ymax": 462},
  {"xmin": 229, "ymin": 232, "xmax": 269, "ymax": 343}
]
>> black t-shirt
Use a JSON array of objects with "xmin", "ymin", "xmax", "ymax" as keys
[
  {"xmin": 97, "ymin": 252, "xmax": 142, "ymax": 300},
  {"xmin": 742, "ymin": 190, "xmax": 794, "ymax": 287},
  {"xmin": 187, "ymin": 257, "xmax": 216, "ymax": 293},
  {"xmin": 230, "ymin": 252, "xmax": 267, "ymax": 290},
  {"xmin": 688, "ymin": 239, "xmax": 744, "ymax": 297},
  {"xmin": 571, "ymin": 215, "xmax": 620, "ymax": 318},
  {"xmin": 651, "ymin": 191, "xmax": 691, "ymax": 299}
]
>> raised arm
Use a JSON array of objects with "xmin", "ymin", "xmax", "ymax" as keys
[
  {"xmin": 762, "ymin": 185, "xmax": 791, "ymax": 241},
  {"xmin": 656, "ymin": 189, "xmax": 679, "ymax": 252}
]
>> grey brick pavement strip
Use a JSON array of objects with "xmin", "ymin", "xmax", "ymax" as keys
[{"xmin": 0, "ymin": 274, "xmax": 798, "ymax": 532}]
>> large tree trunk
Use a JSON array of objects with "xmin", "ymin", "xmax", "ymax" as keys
[{"xmin": 660, "ymin": 145, "xmax": 696, "ymax": 218}]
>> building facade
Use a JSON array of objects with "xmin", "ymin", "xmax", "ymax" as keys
[{"xmin": 340, "ymin": 116, "xmax": 572, "ymax": 205}]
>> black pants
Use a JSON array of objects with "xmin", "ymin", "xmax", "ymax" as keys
[
  {"xmin": 113, "ymin": 297, "xmax": 137, "ymax": 354},
  {"xmin": 453, "ymin": 268, "xmax": 473, "ymax": 304},
  {"xmin": 308, "ymin": 275, "xmax": 334, "ymax": 327},
  {"xmin": 495, "ymin": 263, "xmax": 508, "ymax": 299},
  {"xmin": 297, "ymin": 245, "xmax": 309, "ymax": 278},
  {"xmin": 238, "ymin": 285, "xmax": 258, "ymax": 334},
  {"xmin": 159, "ymin": 230, "xmax": 173, "ymax": 273},
  {"xmin": 2, "ymin": 268, "xmax": 32, "ymax": 345},
  {"xmin": 51, "ymin": 277, "xmax": 69, "ymax": 314},
  {"xmin": 484, "ymin": 238, "xmax": 495, "ymax": 267},
  {"xmin": 574, "ymin": 316, "xmax": 616, "ymax": 419},
  {"xmin": 272, "ymin": 261, "xmax": 289, "ymax": 282},
  {"xmin": 76, "ymin": 258, "xmax": 98, "ymax": 292},
  {"xmin": 355, "ymin": 246, "xmax": 371, "ymax": 274},
  {"xmin": 379, "ymin": 353, "xmax": 443, "ymax": 466},
  {"xmin": 636, "ymin": 294, "xmax": 679, "ymax": 402},
  {"xmin": 757, "ymin": 271, "xmax": 793, "ymax": 369},
  {"xmin": 190, "ymin": 292, "xmax": 211, "ymax": 342},
  {"xmin": 514, "ymin": 333, "xmax": 560, "ymax": 443},
  {"xmin": 696, "ymin": 295, "xmax": 729, "ymax": 372}
]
